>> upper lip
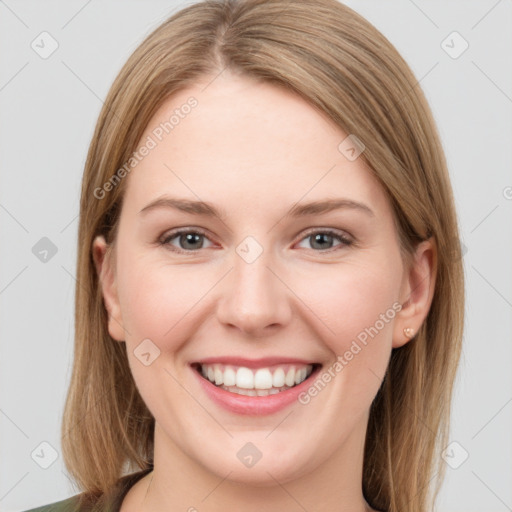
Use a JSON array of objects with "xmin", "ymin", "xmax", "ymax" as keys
[{"xmin": 192, "ymin": 357, "xmax": 319, "ymax": 368}]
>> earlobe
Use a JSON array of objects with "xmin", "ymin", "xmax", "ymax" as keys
[
  {"xmin": 92, "ymin": 235, "xmax": 125, "ymax": 342},
  {"xmin": 393, "ymin": 238, "xmax": 437, "ymax": 349}
]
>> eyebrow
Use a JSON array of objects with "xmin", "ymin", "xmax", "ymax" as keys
[{"xmin": 139, "ymin": 196, "xmax": 375, "ymax": 218}]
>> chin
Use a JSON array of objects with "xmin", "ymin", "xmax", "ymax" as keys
[{"xmin": 199, "ymin": 443, "xmax": 316, "ymax": 487}]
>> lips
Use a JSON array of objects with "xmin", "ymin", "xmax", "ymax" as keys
[
  {"xmin": 190, "ymin": 357, "xmax": 321, "ymax": 414},
  {"xmin": 195, "ymin": 356, "xmax": 319, "ymax": 368}
]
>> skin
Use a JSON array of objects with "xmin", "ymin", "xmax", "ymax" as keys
[{"xmin": 93, "ymin": 71, "xmax": 436, "ymax": 512}]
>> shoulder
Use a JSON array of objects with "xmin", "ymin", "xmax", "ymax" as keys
[
  {"xmin": 20, "ymin": 467, "xmax": 153, "ymax": 512},
  {"xmin": 20, "ymin": 494, "xmax": 83, "ymax": 512}
]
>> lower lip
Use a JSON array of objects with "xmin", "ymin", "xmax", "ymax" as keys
[{"xmin": 192, "ymin": 365, "xmax": 321, "ymax": 416}]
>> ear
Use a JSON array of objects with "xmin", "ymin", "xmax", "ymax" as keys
[
  {"xmin": 92, "ymin": 235, "xmax": 125, "ymax": 342},
  {"xmin": 393, "ymin": 237, "xmax": 437, "ymax": 348}
]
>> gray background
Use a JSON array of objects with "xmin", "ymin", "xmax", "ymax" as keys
[{"xmin": 1, "ymin": 1, "xmax": 511, "ymax": 511}]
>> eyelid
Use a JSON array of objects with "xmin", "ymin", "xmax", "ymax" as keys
[
  {"xmin": 159, "ymin": 226, "xmax": 209, "ymax": 241},
  {"xmin": 298, "ymin": 227, "xmax": 353, "ymax": 243}
]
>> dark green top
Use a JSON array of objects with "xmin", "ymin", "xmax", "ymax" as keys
[{"xmin": 22, "ymin": 467, "xmax": 153, "ymax": 512}]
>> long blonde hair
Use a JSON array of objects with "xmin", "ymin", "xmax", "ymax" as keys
[{"xmin": 62, "ymin": 1, "xmax": 465, "ymax": 510}]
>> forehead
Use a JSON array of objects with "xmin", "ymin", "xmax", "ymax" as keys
[{"xmin": 122, "ymin": 73, "xmax": 390, "ymax": 219}]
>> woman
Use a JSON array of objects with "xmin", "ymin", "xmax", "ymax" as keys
[{"xmin": 24, "ymin": 0, "xmax": 465, "ymax": 511}]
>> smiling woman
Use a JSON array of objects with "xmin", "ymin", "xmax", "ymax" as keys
[{"xmin": 23, "ymin": 1, "xmax": 464, "ymax": 512}]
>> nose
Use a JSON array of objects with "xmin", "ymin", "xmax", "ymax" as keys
[{"xmin": 216, "ymin": 243, "xmax": 292, "ymax": 338}]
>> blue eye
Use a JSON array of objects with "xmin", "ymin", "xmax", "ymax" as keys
[
  {"xmin": 160, "ymin": 229, "xmax": 213, "ymax": 252},
  {"xmin": 297, "ymin": 229, "xmax": 353, "ymax": 251},
  {"xmin": 159, "ymin": 228, "xmax": 353, "ymax": 254}
]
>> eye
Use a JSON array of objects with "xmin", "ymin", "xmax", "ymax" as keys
[
  {"xmin": 159, "ymin": 228, "xmax": 214, "ymax": 253},
  {"xmin": 159, "ymin": 227, "xmax": 353, "ymax": 254},
  {"xmin": 296, "ymin": 229, "xmax": 353, "ymax": 252}
]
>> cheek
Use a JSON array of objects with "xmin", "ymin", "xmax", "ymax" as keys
[
  {"xmin": 295, "ymin": 265, "xmax": 399, "ymax": 417},
  {"xmin": 116, "ymin": 252, "xmax": 212, "ymax": 346},
  {"xmin": 302, "ymin": 262, "xmax": 399, "ymax": 361},
  {"xmin": 114, "ymin": 253, "xmax": 210, "ymax": 411}
]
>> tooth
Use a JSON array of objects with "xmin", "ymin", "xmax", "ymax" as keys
[
  {"xmin": 254, "ymin": 368, "xmax": 273, "ymax": 389},
  {"xmin": 295, "ymin": 367, "xmax": 307, "ymax": 385},
  {"xmin": 272, "ymin": 368, "xmax": 285, "ymax": 387},
  {"xmin": 246, "ymin": 389, "xmax": 257, "ymax": 396},
  {"xmin": 285, "ymin": 368, "xmax": 295, "ymax": 387},
  {"xmin": 214, "ymin": 365, "xmax": 223, "ymax": 385},
  {"xmin": 224, "ymin": 367, "xmax": 236, "ymax": 386},
  {"xmin": 201, "ymin": 363, "xmax": 314, "ymax": 391},
  {"xmin": 236, "ymin": 367, "xmax": 254, "ymax": 389}
]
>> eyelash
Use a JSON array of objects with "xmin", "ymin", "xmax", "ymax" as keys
[{"xmin": 158, "ymin": 227, "xmax": 354, "ymax": 255}]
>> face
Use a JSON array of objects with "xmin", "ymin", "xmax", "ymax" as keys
[{"xmin": 94, "ymin": 72, "xmax": 435, "ymax": 486}]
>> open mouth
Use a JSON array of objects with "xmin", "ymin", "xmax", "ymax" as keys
[{"xmin": 191, "ymin": 362, "xmax": 321, "ymax": 397}]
